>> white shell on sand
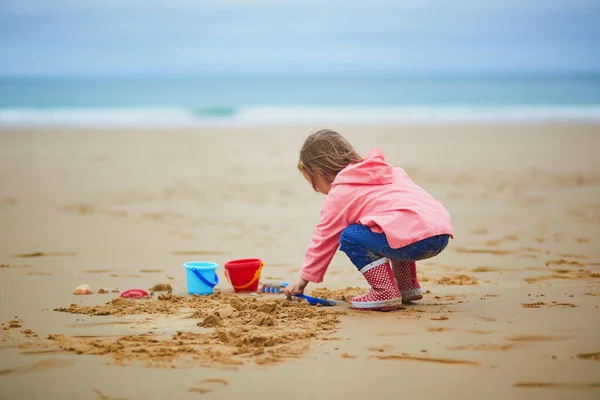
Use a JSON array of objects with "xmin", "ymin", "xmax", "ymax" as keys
[
  {"xmin": 97, "ymin": 288, "xmax": 109, "ymax": 294},
  {"xmin": 73, "ymin": 284, "xmax": 92, "ymax": 295}
]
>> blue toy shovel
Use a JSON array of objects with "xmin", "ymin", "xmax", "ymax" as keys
[
  {"xmin": 294, "ymin": 293, "xmax": 337, "ymax": 307},
  {"xmin": 261, "ymin": 282, "xmax": 336, "ymax": 306}
]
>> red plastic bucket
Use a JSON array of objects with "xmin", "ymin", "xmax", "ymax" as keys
[{"xmin": 224, "ymin": 258, "xmax": 263, "ymax": 292}]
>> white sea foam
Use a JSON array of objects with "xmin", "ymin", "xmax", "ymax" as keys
[
  {"xmin": 0, "ymin": 107, "xmax": 200, "ymax": 128},
  {"xmin": 1, "ymin": 105, "xmax": 600, "ymax": 128}
]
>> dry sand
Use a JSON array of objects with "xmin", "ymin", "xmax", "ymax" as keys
[{"xmin": 0, "ymin": 124, "xmax": 599, "ymax": 400}]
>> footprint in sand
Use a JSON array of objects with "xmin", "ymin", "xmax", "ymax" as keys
[
  {"xmin": 22, "ymin": 271, "xmax": 52, "ymax": 276},
  {"xmin": 556, "ymin": 252, "xmax": 588, "ymax": 259},
  {"xmin": 447, "ymin": 343, "xmax": 517, "ymax": 351},
  {"xmin": 453, "ymin": 247, "xmax": 515, "ymax": 256},
  {"xmin": 0, "ymin": 264, "xmax": 32, "ymax": 269},
  {"xmin": 370, "ymin": 354, "xmax": 479, "ymax": 366},
  {"xmin": 12, "ymin": 252, "xmax": 76, "ymax": 258},
  {"xmin": 465, "ymin": 329, "xmax": 495, "ymax": 335},
  {"xmin": 0, "ymin": 359, "xmax": 73, "ymax": 376},
  {"xmin": 480, "ymin": 294, "xmax": 501, "ymax": 300},
  {"xmin": 522, "ymin": 302, "xmax": 579, "ymax": 309},
  {"xmin": 505, "ymin": 334, "xmax": 572, "ymax": 342},
  {"xmin": 471, "ymin": 267, "xmax": 504, "ymax": 273},
  {"xmin": 519, "ymin": 247, "xmax": 550, "ymax": 255},
  {"xmin": 434, "ymin": 275, "xmax": 479, "ymax": 285},
  {"xmin": 483, "ymin": 240, "xmax": 502, "ymax": 246},
  {"xmin": 109, "ymin": 274, "xmax": 143, "ymax": 278},
  {"xmin": 518, "ymin": 254, "xmax": 538, "ymax": 259},
  {"xmin": 367, "ymin": 345, "xmax": 395, "ymax": 353},
  {"xmin": 470, "ymin": 227, "xmax": 489, "ymax": 235},
  {"xmin": 376, "ymin": 331, "xmax": 410, "ymax": 337},
  {"xmin": 62, "ymin": 204, "xmax": 95, "ymax": 215},
  {"xmin": 433, "ymin": 295, "xmax": 464, "ymax": 301},
  {"xmin": 521, "ymin": 302, "xmax": 546, "ymax": 308},
  {"xmin": 513, "ymin": 382, "xmax": 600, "ymax": 390},
  {"xmin": 545, "ymin": 259, "xmax": 585, "ymax": 267},
  {"xmin": 188, "ymin": 378, "xmax": 229, "ymax": 395},
  {"xmin": 428, "ymin": 327, "xmax": 451, "ymax": 332},
  {"xmin": 476, "ymin": 316, "xmax": 497, "ymax": 322},
  {"xmin": 577, "ymin": 352, "xmax": 600, "ymax": 361}
]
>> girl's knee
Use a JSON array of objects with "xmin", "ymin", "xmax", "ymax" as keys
[
  {"xmin": 339, "ymin": 224, "xmax": 364, "ymax": 250},
  {"xmin": 340, "ymin": 223, "xmax": 368, "ymax": 239}
]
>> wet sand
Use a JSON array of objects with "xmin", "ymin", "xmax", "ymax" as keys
[{"xmin": 1, "ymin": 124, "xmax": 599, "ymax": 399}]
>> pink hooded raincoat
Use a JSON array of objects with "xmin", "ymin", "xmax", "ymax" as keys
[{"xmin": 300, "ymin": 147, "xmax": 453, "ymax": 283}]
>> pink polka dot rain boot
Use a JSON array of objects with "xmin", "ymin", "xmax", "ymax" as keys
[
  {"xmin": 391, "ymin": 260, "xmax": 423, "ymax": 303},
  {"xmin": 350, "ymin": 258, "xmax": 403, "ymax": 311}
]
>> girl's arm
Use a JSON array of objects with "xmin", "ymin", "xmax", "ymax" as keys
[{"xmin": 299, "ymin": 199, "xmax": 346, "ymax": 283}]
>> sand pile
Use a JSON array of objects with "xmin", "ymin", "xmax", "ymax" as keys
[
  {"xmin": 2, "ymin": 319, "xmax": 23, "ymax": 330},
  {"xmin": 47, "ymin": 293, "xmax": 345, "ymax": 368},
  {"xmin": 148, "ymin": 283, "xmax": 172, "ymax": 292},
  {"xmin": 1, "ymin": 319, "xmax": 41, "ymax": 345}
]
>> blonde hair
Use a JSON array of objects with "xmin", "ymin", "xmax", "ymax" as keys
[{"xmin": 298, "ymin": 129, "xmax": 362, "ymax": 190}]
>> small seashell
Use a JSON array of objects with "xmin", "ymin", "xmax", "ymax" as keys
[
  {"xmin": 111, "ymin": 288, "xmax": 120, "ymax": 293},
  {"xmin": 73, "ymin": 284, "xmax": 92, "ymax": 295},
  {"xmin": 97, "ymin": 288, "xmax": 109, "ymax": 294}
]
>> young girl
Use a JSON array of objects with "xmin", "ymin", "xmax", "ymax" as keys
[{"xmin": 284, "ymin": 129, "xmax": 454, "ymax": 311}]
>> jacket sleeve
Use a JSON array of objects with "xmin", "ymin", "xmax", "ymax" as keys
[{"xmin": 300, "ymin": 197, "xmax": 347, "ymax": 283}]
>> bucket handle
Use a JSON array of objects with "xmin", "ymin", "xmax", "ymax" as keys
[
  {"xmin": 225, "ymin": 261, "xmax": 263, "ymax": 290},
  {"xmin": 190, "ymin": 267, "xmax": 219, "ymax": 288}
]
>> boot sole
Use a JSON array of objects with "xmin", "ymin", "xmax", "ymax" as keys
[
  {"xmin": 401, "ymin": 288, "xmax": 423, "ymax": 303},
  {"xmin": 350, "ymin": 298, "xmax": 403, "ymax": 311}
]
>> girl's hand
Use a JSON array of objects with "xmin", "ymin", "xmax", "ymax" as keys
[{"xmin": 284, "ymin": 278, "xmax": 309, "ymax": 298}]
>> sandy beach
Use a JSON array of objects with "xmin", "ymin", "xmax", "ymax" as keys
[{"xmin": 0, "ymin": 123, "xmax": 599, "ymax": 400}]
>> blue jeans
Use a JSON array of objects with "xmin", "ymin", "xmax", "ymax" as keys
[{"xmin": 338, "ymin": 224, "xmax": 450, "ymax": 270}]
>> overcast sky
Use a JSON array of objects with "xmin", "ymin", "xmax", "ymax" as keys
[{"xmin": 1, "ymin": 0, "xmax": 599, "ymax": 77}]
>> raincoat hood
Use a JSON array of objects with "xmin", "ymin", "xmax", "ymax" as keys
[{"xmin": 332, "ymin": 147, "xmax": 394, "ymax": 187}]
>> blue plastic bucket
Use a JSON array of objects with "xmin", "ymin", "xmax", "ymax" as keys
[{"xmin": 183, "ymin": 261, "xmax": 220, "ymax": 295}]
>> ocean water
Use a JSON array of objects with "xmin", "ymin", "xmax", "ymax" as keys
[{"xmin": 1, "ymin": 75, "xmax": 599, "ymax": 127}]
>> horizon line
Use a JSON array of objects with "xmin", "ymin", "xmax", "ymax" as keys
[{"xmin": 1, "ymin": 70, "xmax": 600, "ymax": 81}]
